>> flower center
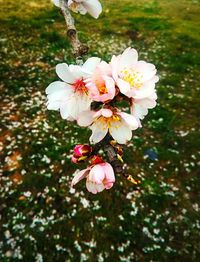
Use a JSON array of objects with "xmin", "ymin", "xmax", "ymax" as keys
[
  {"xmin": 73, "ymin": 79, "xmax": 88, "ymax": 94},
  {"xmin": 95, "ymin": 114, "xmax": 121, "ymax": 129},
  {"xmin": 98, "ymin": 85, "xmax": 108, "ymax": 95},
  {"xmin": 94, "ymin": 75, "xmax": 108, "ymax": 95},
  {"xmin": 121, "ymin": 68, "xmax": 143, "ymax": 89}
]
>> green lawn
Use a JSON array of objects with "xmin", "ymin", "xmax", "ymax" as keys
[{"xmin": 1, "ymin": 0, "xmax": 200, "ymax": 261}]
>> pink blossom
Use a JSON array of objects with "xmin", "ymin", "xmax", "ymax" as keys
[
  {"xmin": 110, "ymin": 47, "xmax": 159, "ymax": 123},
  {"xmin": 110, "ymin": 47, "xmax": 159, "ymax": 99},
  {"xmin": 85, "ymin": 61, "xmax": 116, "ymax": 102},
  {"xmin": 71, "ymin": 162, "xmax": 115, "ymax": 194}
]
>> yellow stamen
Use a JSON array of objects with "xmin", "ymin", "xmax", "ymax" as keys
[
  {"xmin": 94, "ymin": 114, "xmax": 121, "ymax": 129},
  {"xmin": 121, "ymin": 68, "xmax": 143, "ymax": 89}
]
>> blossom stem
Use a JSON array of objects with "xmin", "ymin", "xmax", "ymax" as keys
[
  {"xmin": 93, "ymin": 134, "xmax": 140, "ymax": 186},
  {"xmin": 59, "ymin": 0, "xmax": 89, "ymax": 63}
]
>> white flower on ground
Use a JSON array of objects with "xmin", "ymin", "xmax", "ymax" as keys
[
  {"xmin": 46, "ymin": 57, "xmax": 101, "ymax": 120},
  {"xmin": 77, "ymin": 108, "xmax": 139, "ymax": 144},
  {"xmin": 71, "ymin": 162, "xmax": 115, "ymax": 194},
  {"xmin": 52, "ymin": 0, "xmax": 102, "ymax": 19}
]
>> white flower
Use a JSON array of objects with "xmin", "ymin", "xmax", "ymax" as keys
[
  {"xmin": 77, "ymin": 108, "xmax": 139, "ymax": 144},
  {"xmin": 46, "ymin": 57, "xmax": 101, "ymax": 120},
  {"xmin": 52, "ymin": 0, "xmax": 102, "ymax": 19},
  {"xmin": 111, "ymin": 47, "xmax": 159, "ymax": 124},
  {"xmin": 131, "ymin": 92, "xmax": 158, "ymax": 126}
]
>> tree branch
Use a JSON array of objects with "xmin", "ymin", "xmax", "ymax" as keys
[
  {"xmin": 59, "ymin": 0, "xmax": 88, "ymax": 62},
  {"xmin": 59, "ymin": 1, "xmax": 140, "ymax": 186}
]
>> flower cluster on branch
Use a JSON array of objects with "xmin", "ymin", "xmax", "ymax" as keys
[{"xmin": 46, "ymin": 0, "xmax": 159, "ymax": 194}]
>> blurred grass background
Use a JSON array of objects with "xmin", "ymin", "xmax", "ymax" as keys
[{"xmin": 0, "ymin": 0, "xmax": 200, "ymax": 261}]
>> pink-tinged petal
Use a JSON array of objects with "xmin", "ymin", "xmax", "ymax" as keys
[
  {"xmin": 86, "ymin": 181, "xmax": 98, "ymax": 194},
  {"xmin": 60, "ymin": 102, "xmax": 71, "ymax": 119},
  {"xmin": 93, "ymin": 109, "xmax": 104, "ymax": 119},
  {"xmin": 104, "ymin": 76, "xmax": 116, "ymax": 98},
  {"xmin": 71, "ymin": 168, "xmax": 90, "ymax": 187},
  {"xmin": 109, "ymin": 121, "xmax": 132, "ymax": 144},
  {"xmin": 98, "ymin": 61, "xmax": 112, "ymax": 76},
  {"xmin": 133, "ymin": 80, "xmax": 156, "ymax": 99},
  {"xmin": 89, "ymin": 164, "xmax": 105, "ymax": 184},
  {"xmin": 119, "ymin": 112, "xmax": 139, "ymax": 130},
  {"xmin": 101, "ymin": 163, "xmax": 115, "ymax": 183},
  {"xmin": 82, "ymin": 57, "xmax": 101, "ymax": 74},
  {"xmin": 95, "ymin": 183, "xmax": 105, "ymax": 192},
  {"xmin": 135, "ymin": 97, "xmax": 157, "ymax": 109},
  {"xmin": 83, "ymin": 0, "xmax": 102, "ymax": 19},
  {"xmin": 119, "ymin": 48, "xmax": 138, "ymax": 72},
  {"xmin": 104, "ymin": 182, "xmax": 114, "ymax": 190},
  {"xmin": 101, "ymin": 109, "xmax": 113, "ymax": 118},
  {"xmin": 45, "ymin": 81, "xmax": 72, "ymax": 94},
  {"xmin": 110, "ymin": 55, "xmax": 120, "ymax": 81},
  {"xmin": 117, "ymin": 79, "xmax": 131, "ymax": 96},
  {"xmin": 134, "ymin": 61, "xmax": 157, "ymax": 82},
  {"xmin": 77, "ymin": 110, "xmax": 95, "ymax": 127},
  {"xmin": 89, "ymin": 121, "xmax": 108, "ymax": 144},
  {"xmin": 131, "ymin": 103, "xmax": 148, "ymax": 120},
  {"xmin": 56, "ymin": 63, "xmax": 76, "ymax": 83}
]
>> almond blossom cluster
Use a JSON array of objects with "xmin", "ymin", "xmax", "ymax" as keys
[
  {"xmin": 52, "ymin": 0, "xmax": 102, "ymax": 19},
  {"xmin": 46, "ymin": 47, "xmax": 159, "ymax": 194}
]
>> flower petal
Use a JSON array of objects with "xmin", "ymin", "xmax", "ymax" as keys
[
  {"xmin": 77, "ymin": 110, "xmax": 95, "ymax": 127},
  {"xmin": 83, "ymin": 0, "xmax": 102, "ymax": 19},
  {"xmin": 45, "ymin": 81, "xmax": 72, "ymax": 94},
  {"xmin": 86, "ymin": 181, "xmax": 98, "ymax": 194},
  {"xmin": 109, "ymin": 121, "xmax": 132, "ymax": 144},
  {"xmin": 101, "ymin": 108, "xmax": 113, "ymax": 118},
  {"xmin": 119, "ymin": 48, "xmax": 138, "ymax": 72},
  {"xmin": 89, "ymin": 164, "xmax": 105, "ymax": 184},
  {"xmin": 131, "ymin": 103, "xmax": 148, "ymax": 120},
  {"xmin": 102, "ymin": 163, "xmax": 115, "ymax": 183},
  {"xmin": 71, "ymin": 168, "xmax": 89, "ymax": 187},
  {"xmin": 82, "ymin": 57, "xmax": 101, "ymax": 74},
  {"xmin": 89, "ymin": 122, "xmax": 108, "ymax": 144},
  {"xmin": 56, "ymin": 63, "xmax": 76, "ymax": 83},
  {"xmin": 135, "ymin": 61, "xmax": 157, "ymax": 82},
  {"xmin": 119, "ymin": 112, "xmax": 139, "ymax": 130},
  {"xmin": 117, "ymin": 79, "xmax": 131, "ymax": 96}
]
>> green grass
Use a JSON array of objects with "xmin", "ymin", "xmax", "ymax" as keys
[{"xmin": 1, "ymin": 0, "xmax": 200, "ymax": 261}]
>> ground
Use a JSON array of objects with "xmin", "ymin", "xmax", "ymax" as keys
[{"xmin": 0, "ymin": 0, "xmax": 200, "ymax": 261}]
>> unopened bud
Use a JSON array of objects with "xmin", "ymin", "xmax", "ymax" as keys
[{"xmin": 89, "ymin": 155, "xmax": 104, "ymax": 165}]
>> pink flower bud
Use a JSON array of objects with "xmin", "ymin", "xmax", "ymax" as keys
[
  {"xmin": 71, "ymin": 162, "xmax": 115, "ymax": 194},
  {"xmin": 73, "ymin": 144, "xmax": 92, "ymax": 157},
  {"xmin": 89, "ymin": 155, "xmax": 104, "ymax": 165}
]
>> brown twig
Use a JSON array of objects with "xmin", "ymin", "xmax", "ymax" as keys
[
  {"xmin": 92, "ymin": 134, "xmax": 140, "ymax": 186},
  {"xmin": 59, "ymin": 0, "xmax": 88, "ymax": 62}
]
